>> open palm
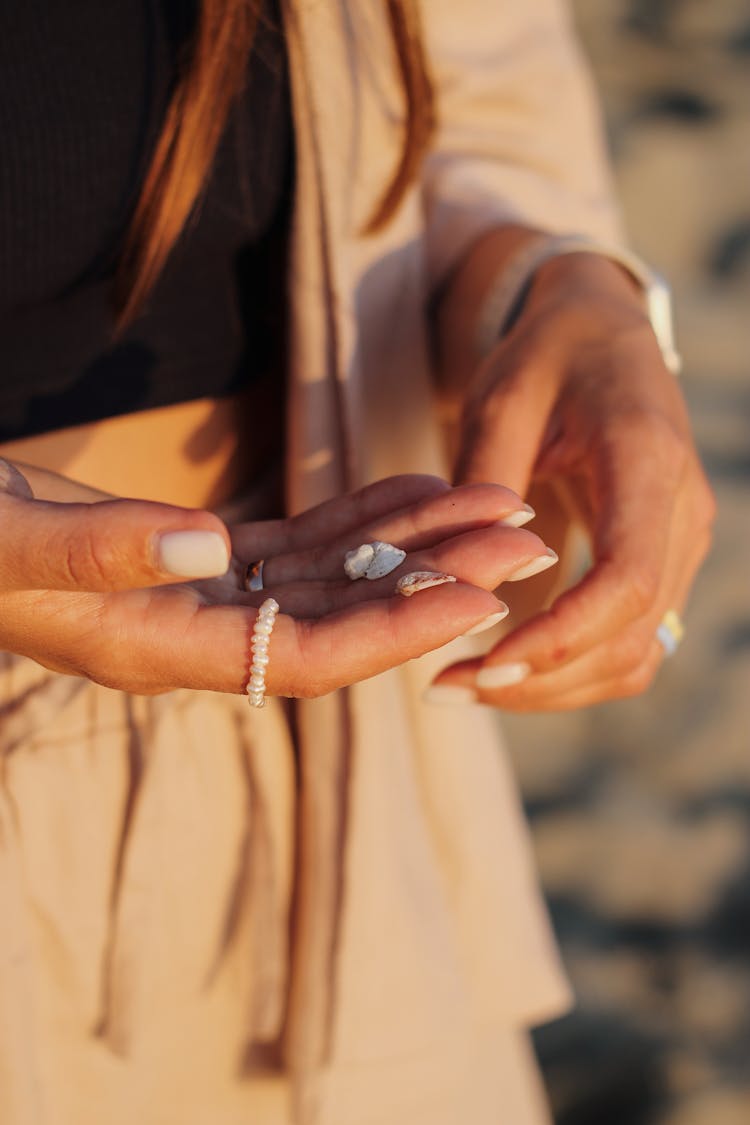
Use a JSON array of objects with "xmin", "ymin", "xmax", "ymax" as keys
[{"xmin": 0, "ymin": 462, "xmax": 552, "ymax": 698}]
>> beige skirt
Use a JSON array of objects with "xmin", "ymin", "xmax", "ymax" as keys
[{"xmin": 0, "ymin": 650, "xmax": 552, "ymax": 1124}]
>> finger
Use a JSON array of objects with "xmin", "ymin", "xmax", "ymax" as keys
[
  {"xmin": 429, "ymin": 469, "xmax": 707, "ymax": 708},
  {"xmin": 470, "ymin": 635, "xmax": 668, "ymax": 712},
  {"xmin": 229, "ymin": 474, "xmax": 451, "ymax": 562},
  {"xmin": 238, "ymin": 482, "xmax": 533, "ymax": 588},
  {"xmin": 220, "ymin": 524, "xmax": 556, "ymax": 619},
  {"xmin": 465, "ymin": 417, "xmax": 686, "ymax": 679},
  {"xmin": 366, "ymin": 524, "xmax": 555, "ymax": 599},
  {"xmin": 365, "ymin": 481, "xmax": 533, "ymax": 547},
  {"xmin": 62, "ymin": 582, "xmax": 509, "ymax": 695},
  {"xmin": 453, "ymin": 356, "xmax": 558, "ymax": 495},
  {"xmin": 0, "ymin": 489, "xmax": 232, "ymax": 592},
  {"xmin": 429, "ymin": 616, "xmax": 675, "ymax": 711},
  {"xmin": 272, "ymin": 586, "xmax": 510, "ymax": 698},
  {"xmin": 474, "ymin": 516, "xmax": 703, "ymax": 709}
]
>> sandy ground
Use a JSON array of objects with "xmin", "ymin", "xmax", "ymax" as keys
[{"xmin": 498, "ymin": 2, "xmax": 750, "ymax": 1122}]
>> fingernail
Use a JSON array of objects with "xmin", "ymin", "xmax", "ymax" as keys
[
  {"xmin": 0, "ymin": 459, "xmax": 33, "ymax": 499},
  {"xmin": 423, "ymin": 685, "xmax": 478, "ymax": 705},
  {"xmin": 396, "ymin": 571, "xmax": 457, "ymax": 597},
  {"xmin": 475, "ymin": 661, "xmax": 531, "ymax": 689},
  {"xmin": 506, "ymin": 548, "xmax": 558, "ymax": 582},
  {"xmin": 156, "ymin": 530, "xmax": 230, "ymax": 577},
  {"xmin": 463, "ymin": 605, "xmax": 510, "ymax": 635},
  {"xmin": 500, "ymin": 503, "xmax": 536, "ymax": 528}
]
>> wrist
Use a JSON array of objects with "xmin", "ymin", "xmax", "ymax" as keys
[
  {"xmin": 515, "ymin": 252, "xmax": 654, "ymax": 345},
  {"xmin": 432, "ymin": 224, "xmax": 545, "ymax": 390},
  {"xmin": 526, "ymin": 251, "xmax": 645, "ymax": 313},
  {"xmin": 474, "ymin": 234, "xmax": 681, "ymax": 375}
]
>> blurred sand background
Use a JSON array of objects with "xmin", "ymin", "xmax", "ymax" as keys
[{"xmin": 501, "ymin": 2, "xmax": 750, "ymax": 1122}]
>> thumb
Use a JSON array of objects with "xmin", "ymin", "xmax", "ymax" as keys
[
  {"xmin": 453, "ymin": 359, "xmax": 557, "ymax": 496},
  {"xmin": 0, "ymin": 459, "xmax": 231, "ymax": 592}
]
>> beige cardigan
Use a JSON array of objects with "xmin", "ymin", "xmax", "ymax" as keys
[
  {"xmin": 282, "ymin": 0, "xmax": 622, "ymax": 1118},
  {"xmin": 0, "ymin": 3, "xmax": 623, "ymax": 1123}
]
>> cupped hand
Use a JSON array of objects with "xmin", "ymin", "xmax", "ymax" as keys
[
  {"xmin": 0, "ymin": 461, "xmax": 555, "ymax": 698},
  {"xmin": 431, "ymin": 253, "xmax": 715, "ymax": 710}
]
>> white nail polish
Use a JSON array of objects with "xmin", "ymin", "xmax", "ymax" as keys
[
  {"xmin": 157, "ymin": 531, "xmax": 230, "ymax": 577},
  {"xmin": 475, "ymin": 662, "xmax": 531, "ymax": 689},
  {"xmin": 506, "ymin": 548, "xmax": 558, "ymax": 582},
  {"xmin": 423, "ymin": 685, "xmax": 478, "ymax": 705},
  {"xmin": 463, "ymin": 606, "xmax": 510, "ymax": 635},
  {"xmin": 500, "ymin": 504, "xmax": 536, "ymax": 528}
]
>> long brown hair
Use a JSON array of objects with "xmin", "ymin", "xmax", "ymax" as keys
[{"xmin": 115, "ymin": 0, "xmax": 434, "ymax": 328}]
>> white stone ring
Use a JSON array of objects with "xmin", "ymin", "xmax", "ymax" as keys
[
  {"xmin": 244, "ymin": 559, "xmax": 265, "ymax": 592},
  {"xmin": 344, "ymin": 540, "xmax": 406, "ymax": 581},
  {"xmin": 656, "ymin": 609, "xmax": 685, "ymax": 657}
]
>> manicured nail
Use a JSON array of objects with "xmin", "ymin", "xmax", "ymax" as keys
[
  {"xmin": 396, "ymin": 571, "xmax": 457, "ymax": 597},
  {"xmin": 506, "ymin": 548, "xmax": 558, "ymax": 582},
  {"xmin": 156, "ymin": 530, "xmax": 230, "ymax": 577},
  {"xmin": 500, "ymin": 503, "xmax": 536, "ymax": 528},
  {"xmin": 463, "ymin": 606, "xmax": 510, "ymax": 635},
  {"xmin": 475, "ymin": 662, "xmax": 531, "ymax": 690},
  {"xmin": 423, "ymin": 685, "xmax": 478, "ymax": 705}
]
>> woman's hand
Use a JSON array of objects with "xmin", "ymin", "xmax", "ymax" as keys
[
  {"xmin": 0, "ymin": 461, "xmax": 555, "ymax": 698},
  {"xmin": 430, "ymin": 252, "xmax": 715, "ymax": 710}
]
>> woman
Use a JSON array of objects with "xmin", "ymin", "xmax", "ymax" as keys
[{"xmin": 0, "ymin": 1, "xmax": 713, "ymax": 1123}]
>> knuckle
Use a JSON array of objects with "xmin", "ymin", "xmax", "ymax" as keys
[
  {"xmin": 658, "ymin": 421, "xmax": 690, "ymax": 473},
  {"xmin": 694, "ymin": 525, "xmax": 713, "ymax": 569},
  {"xmin": 617, "ymin": 660, "xmax": 658, "ymax": 699},
  {"xmin": 621, "ymin": 564, "xmax": 660, "ymax": 618},
  {"xmin": 73, "ymin": 605, "xmax": 165, "ymax": 694},
  {"xmin": 617, "ymin": 410, "xmax": 689, "ymax": 485},
  {"xmin": 536, "ymin": 602, "xmax": 573, "ymax": 667},
  {"xmin": 643, "ymin": 412, "xmax": 689, "ymax": 471},
  {"xmin": 613, "ymin": 630, "xmax": 650, "ymax": 675},
  {"xmin": 305, "ymin": 541, "xmax": 330, "ymax": 578},
  {"xmin": 62, "ymin": 529, "xmax": 113, "ymax": 590},
  {"xmin": 67, "ymin": 628, "xmax": 119, "ymax": 687},
  {"xmin": 632, "ymin": 563, "xmax": 661, "ymax": 615},
  {"xmin": 286, "ymin": 620, "xmax": 331, "ymax": 699},
  {"xmin": 695, "ymin": 474, "xmax": 718, "ymax": 532}
]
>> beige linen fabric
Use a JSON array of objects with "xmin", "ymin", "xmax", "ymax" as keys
[
  {"xmin": 0, "ymin": 656, "xmax": 296, "ymax": 1125},
  {"xmin": 0, "ymin": 2, "xmax": 624, "ymax": 1122}
]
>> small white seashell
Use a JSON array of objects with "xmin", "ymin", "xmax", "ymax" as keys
[
  {"xmin": 364, "ymin": 541, "xmax": 407, "ymax": 580},
  {"xmin": 344, "ymin": 543, "xmax": 376, "ymax": 580},
  {"xmin": 396, "ymin": 571, "xmax": 457, "ymax": 597}
]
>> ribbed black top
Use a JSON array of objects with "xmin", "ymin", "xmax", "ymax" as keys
[{"xmin": 0, "ymin": 0, "xmax": 292, "ymax": 440}]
